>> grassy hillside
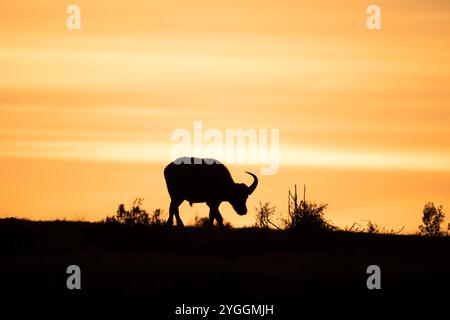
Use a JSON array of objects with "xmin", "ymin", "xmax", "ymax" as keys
[{"xmin": 1, "ymin": 218, "xmax": 449, "ymax": 305}]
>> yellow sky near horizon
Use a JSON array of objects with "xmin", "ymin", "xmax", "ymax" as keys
[{"xmin": 1, "ymin": 0, "xmax": 450, "ymax": 232}]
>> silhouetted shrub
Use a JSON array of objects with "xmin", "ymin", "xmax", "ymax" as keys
[
  {"xmin": 149, "ymin": 208, "xmax": 165, "ymax": 226},
  {"xmin": 419, "ymin": 202, "xmax": 446, "ymax": 236},
  {"xmin": 194, "ymin": 215, "xmax": 233, "ymax": 229},
  {"xmin": 366, "ymin": 220, "xmax": 379, "ymax": 234},
  {"xmin": 105, "ymin": 198, "xmax": 165, "ymax": 226},
  {"xmin": 284, "ymin": 185, "xmax": 336, "ymax": 232},
  {"xmin": 284, "ymin": 201, "xmax": 336, "ymax": 232},
  {"xmin": 194, "ymin": 216, "xmax": 210, "ymax": 228},
  {"xmin": 344, "ymin": 223, "xmax": 362, "ymax": 232},
  {"xmin": 344, "ymin": 221, "xmax": 403, "ymax": 234},
  {"xmin": 254, "ymin": 202, "xmax": 277, "ymax": 229},
  {"xmin": 224, "ymin": 221, "xmax": 233, "ymax": 229}
]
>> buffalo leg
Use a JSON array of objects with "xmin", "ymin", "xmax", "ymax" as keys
[
  {"xmin": 167, "ymin": 200, "xmax": 184, "ymax": 227},
  {"xmin": 208, "ymin": 208, "xmax": 216, "ymax": 227},
  {"xmin": 207, "ymin": 202, "xmax": 224, "ymax": 228},
  {"xmin": 215, "ymin": 210, "xmax": 224, "ymax": 228}
]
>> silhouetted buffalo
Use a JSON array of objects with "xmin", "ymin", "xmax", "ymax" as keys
[{"xmin": 164, "ymin": 157, "xmax": 258, "ymax": 227}]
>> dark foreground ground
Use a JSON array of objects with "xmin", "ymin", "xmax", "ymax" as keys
[{"xmin": 1, "ymin": 218, "xmax": 449, "ymax": 315}]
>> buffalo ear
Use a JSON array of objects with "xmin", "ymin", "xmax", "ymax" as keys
[{"xmin": 245, "ymin": 171, "xmax": 258, "ymax": 195}]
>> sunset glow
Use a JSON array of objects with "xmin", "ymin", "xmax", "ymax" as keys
[{"xmin": 1, "ymin": 0, "xmax": 450, "ymax": 232}]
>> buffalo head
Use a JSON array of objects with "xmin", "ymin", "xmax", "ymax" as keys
[{"xmin": 229, "ymin": 171, "xmax": 258, "ymax": 215}]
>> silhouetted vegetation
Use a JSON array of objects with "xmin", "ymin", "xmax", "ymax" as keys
[
  {"xmin": 193, "ymin": 215, "xmax": 233, "ymax": 228},
  {"xmin": 194, "ymin": 216, "xmax": 210, "ymax": 228},
  {"xmin": 284, "ymin": 201, "xmax": 337, "ymax": 232},
  {"xmin": 344, "ymin": 222, "xmax": 362, "ymax": 232},
  {"xmin": 344, "ymin": 221, "xmax": 404, "ymax": 235},
  {"xmin": 254, "ymin": 201, "xmax": 279, "ymax": 229},
  {"xmin": 2, "ymin": 217, "xmax": 450, "ymax": 303},
  {"xmin": 283, "ymin": 185, "xmax": 337, "ymax": 232},
  {"xmin": 419, "ymin": 202, "xmax": 446, "ymax": 236},
  {"xmin": 223, "ymin": 221, "xmax": 233, "ymax": 229},
  {"xmin": 365, "ymin": 220, "xmax": 380, "ymax": 234},
  {"xmin": 101, "ymin": 194, "xmax": 447, "ymax": 238},
  {"xmin": 105, "ymin": 198, "xmax": 165, "ymax": 226}
]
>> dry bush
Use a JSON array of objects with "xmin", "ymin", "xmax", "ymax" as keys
[
  {"xmin": 105, "ymin": 198, "xmax": 165, "ymax": 226},
  {"xmin": 254, "ymin": 202, "xmax": 278, "ymax": 229},
  {"xmin": 284, "ymin": 200, "xmax": 337, "ymax": 232},
  {"xmin": 194, "ymin": 215, "xmax": 233, "ymax": 229},
  {"xmin": 419, "ymin": 202, "xmax": 446, "ymax": 236}
]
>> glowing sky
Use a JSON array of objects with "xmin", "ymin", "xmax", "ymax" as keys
[{"xmin": 1, "ymin": 0, "xmax": 449, "ymax": 232}]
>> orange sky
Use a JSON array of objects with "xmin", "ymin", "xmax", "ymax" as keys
[{"xmin": 1, "ymin": 0, "xmax": 450, "ymax": 232}]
